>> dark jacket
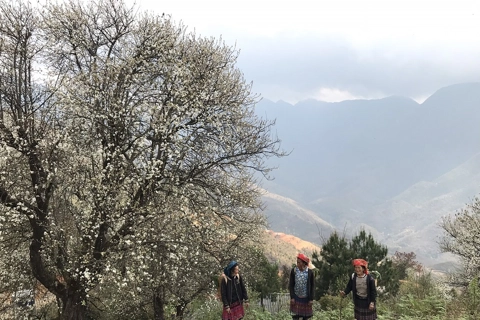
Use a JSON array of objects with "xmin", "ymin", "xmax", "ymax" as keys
[
  {"xmin": 343, "ymin": 273, "xmax": 377, "ymax": 305},
  {"xmin": 220, "ymin": 274, "xmax": 248, "ymax": 308},
  {"xmin": 289, "ymin": 267, "xmax": 315, "ymax": 301}
]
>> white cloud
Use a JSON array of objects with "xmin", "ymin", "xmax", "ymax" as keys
[
  {"xmin": 412, "ymin": 94, "xmax": 431, "ymax": 104},
  {"xmin": 129, "ymin": 0, "xmax": 480, "ymax": 102},
  {"xmin": 312, "ymin": 88, "xmax": 372, "ymax": 103},
  {"xmin": 135, "ymin": 0, "xmax": 480, "ymax": 43}
]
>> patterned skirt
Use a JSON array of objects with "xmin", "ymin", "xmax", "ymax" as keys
[
  {"xmin": 222, "ymin": 301, "xmax": 244, "ymax": 320},
  {"xmin": 354, "ymin": 298, "xmax": 377, "ymax": 320},
  {"xmin": 290, "ymin": 296, "xmax": 313, "ymax": 318}
]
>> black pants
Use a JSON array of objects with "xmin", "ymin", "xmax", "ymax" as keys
[{"xmin": 292, "ymin": 317, "xmax": 311, "ymax": 320}]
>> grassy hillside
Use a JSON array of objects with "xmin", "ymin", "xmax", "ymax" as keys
[{"xmin": 261, "ymin": 229, "xmax": 321, "ymax": 268}]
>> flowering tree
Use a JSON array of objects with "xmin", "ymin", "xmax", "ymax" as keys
[
  {"xmin": 0, "ymin": 1, "xmax": 282, "ymax": 319},
  {"xmin": 118, "ymin": 186, "xmax": 266, "ymax": 319},
  {"xmin": 440, "ymin": 197, "xmax": 480, "ymax": 285}
]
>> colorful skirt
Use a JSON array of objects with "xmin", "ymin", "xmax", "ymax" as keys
[
  {"xmin": 354, "ymin": 298, "xmax": 377, "ymax": 320},
  {"xmin": 290, "ymin": 296, "xmax": 313, "ymax": 318},
  {"xmin": 222, "ymin": 301, "xmax": 244, "ymax": 320}
]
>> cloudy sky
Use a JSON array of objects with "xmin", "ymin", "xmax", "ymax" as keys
[{"xmin": 133, "ymin": 0, "xmax": 480, "ymax": 104}]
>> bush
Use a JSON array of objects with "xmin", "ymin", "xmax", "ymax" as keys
[{"xmin": 318, "ymin": 294, "xmax": 345, "ymax": 311}]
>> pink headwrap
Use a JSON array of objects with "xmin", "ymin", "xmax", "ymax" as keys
[
  {"xmin": 297, "ymin": 253, "xmax": 310, "ymax": 264},
  {"xmin": 352, "ymin": 258, "xmax": 369, "ymax": 274}
]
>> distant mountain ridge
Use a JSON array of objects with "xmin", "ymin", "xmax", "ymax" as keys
[
  {"xmin": 371, "ymin": 151, "xmax": 480, "ymax": 267},
  {"xmin": 261, "ymin": 188, "xmax": 334, "ymax": 241},
  {"xmin": 257, "ymin": 82, "xmax": 480, "ymax": 268}
]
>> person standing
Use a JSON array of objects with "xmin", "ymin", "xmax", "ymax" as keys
[
  {"xmin": 340, "ymin": 258, "xmax": 378, "ymax": 320},
  {"xmin": 220, "ymin": 261, "xmax": 249, "ymax": 320},
  {"xmin": 289, "ymin": 253, "xmax": 315, "ymax": 320}
]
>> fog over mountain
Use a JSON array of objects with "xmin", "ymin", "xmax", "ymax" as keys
[{"xmin": 255, "ymin": 82, "xmax": 480, "ymax": 269}]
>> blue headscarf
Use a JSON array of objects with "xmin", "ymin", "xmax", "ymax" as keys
[{"xmin": 224, "ymin": 260, "xmax": 238, "ymax": 276}]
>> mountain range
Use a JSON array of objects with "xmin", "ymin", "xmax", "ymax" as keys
[{"xmin": 255, "ymin": 82, "xmax": 480, "ymax": 270}]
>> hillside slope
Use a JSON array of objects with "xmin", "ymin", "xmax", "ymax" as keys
[{"xmin": 262, "ymin": 229, "xmax": 321, "ymax": 267}]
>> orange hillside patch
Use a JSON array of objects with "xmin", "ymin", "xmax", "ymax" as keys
[{"xmin": 265, "ymin": 230, "xmax": 321, "ymax": 253}]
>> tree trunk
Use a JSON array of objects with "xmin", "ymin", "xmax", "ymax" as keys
[
  {"xmin": 175, "ymin": 304, "xmax": 185, "ymax": 319},
  {"xmin": 153, "ymin": 288, "xmax": 166, "ymax": 320},
  {"xmin": 61, "ymin": 291, "xmax": 87, "ymax": 320}
]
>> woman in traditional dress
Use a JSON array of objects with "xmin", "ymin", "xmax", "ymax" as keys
[
  {"xmin": 220, "ymin": 261, "xmax": 249, "ymax": 320},
  {"xmin": 340, "ymin": 258, "xmax": 378, "ymax": 320},
  {"xmin": 289, "ymin": 253, "xmax": 315, "ymax": 320}
]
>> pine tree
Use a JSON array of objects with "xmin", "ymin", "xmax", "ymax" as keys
[
  {"xmin": 313, "ymin": 230, "xmax": 401, "ymax": 299},
  {"xmin": 248, "ymin": 250, "xmax": 281, "ymax": 309},
  {"xmin": 350, "ymin": 230, "xmax": 400, "ymax": 295},
  {"xmin": 312, "ymin": 232, "xmax": 351, "ymax": 297}
]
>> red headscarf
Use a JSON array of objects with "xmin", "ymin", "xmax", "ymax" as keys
[
  {"xmin": 352, "ymin": 258, "xmax": 369, "ymax": 274},
  {"xmin": 297, "ymin": 253, "xmax": 310, "ymax": 264}
]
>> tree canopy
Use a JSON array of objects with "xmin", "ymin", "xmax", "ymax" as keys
[
  {"xmin": 440, "ymin": 196, "xmax": 480, "ymax": 285},
  {"xmin": 0, "ymin": 0, "xmax": 283, "ymax": 319},
  {"xmin": 312, "ymin": 230, "xmax": 400, "ymax": 298}
]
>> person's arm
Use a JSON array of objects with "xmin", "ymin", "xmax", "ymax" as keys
[
  {"xmin": 341, "ymin": 276, "xmax": 354, "ymax": 296},
  {"xmin": 308, "ymin": 269, "xmax": 315, "ymax": 302},
  {"xmin": 289, "ymin": 268, "xmax": 295, "ymax": 299},
  {"xmin": 239, "ymin": 275, "xmax": 249, "ymax": 303},
  {"xmin": 367, "ymin": 275, "xmax": 377, "ymax": 310},
  {"xmin": 369, "ymin": 275, "xmax": 377, "ymax": 303},
  {"xmin": 220, "ymin": 277, "xmax": 229, "ymax": 308}
]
